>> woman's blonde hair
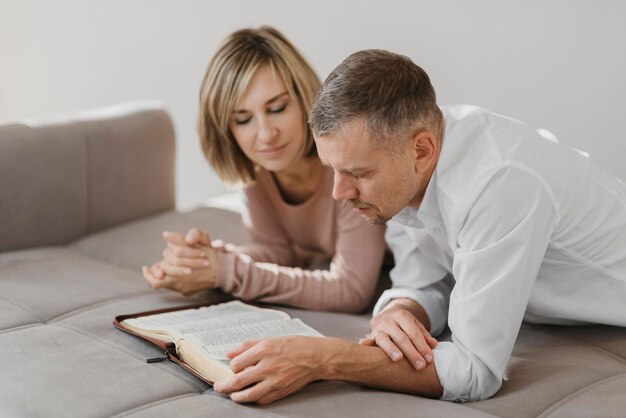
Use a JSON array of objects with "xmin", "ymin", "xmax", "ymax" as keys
[{"xmin": 198, "ymin": 26, "xmax": 320, "ymax": 184}]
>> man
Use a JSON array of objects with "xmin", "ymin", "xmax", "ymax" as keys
[{"xmin": 214, "ymin": 49, "xmax": 626, "ymax": 404}]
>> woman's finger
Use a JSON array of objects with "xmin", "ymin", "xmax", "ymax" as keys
[
  {"xmin": 186, "ymin": 228, "xmax": 211, "ymax": 246},
  {"xmin": 163, "ymin": 248, "xmax": 210, "ymax": 268},
  {"xmin": 159, "ymin": 261, "xmax": 191, "ymax": 276},
  {"xmin": 166, "ymin": 241, "xmax": 206, "ymax": 258},
  {"xmin": 142, "ymin": 266, "xmax": 159, "ymax": 287}
]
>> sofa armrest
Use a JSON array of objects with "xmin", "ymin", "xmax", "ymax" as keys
[{"xmin": 0, "ymin": 100, "xmax": 175, "ymax": 252}]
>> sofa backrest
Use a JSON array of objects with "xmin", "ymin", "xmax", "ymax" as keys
[{"xmin": 0, "ymin": 100, "xmax": 175, "ymax": 252}]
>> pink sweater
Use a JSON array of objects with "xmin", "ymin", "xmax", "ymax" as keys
[{"xmin": 214, "ymin": 167, "xmax": 386, "ymax": 313}]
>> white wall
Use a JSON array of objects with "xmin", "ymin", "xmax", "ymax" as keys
[{"xmin": 2, "ymin": 0, "xmax": 624, "ymax": 209}]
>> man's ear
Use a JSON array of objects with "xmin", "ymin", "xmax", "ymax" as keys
[{"xmin": 410, "ymin": 130, "xmax": 438, "ymax": 173}]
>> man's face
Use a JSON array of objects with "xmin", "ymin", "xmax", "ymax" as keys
[{"xmin": 315, "ymin": 119, "xmax": 425, "ymax": 225}]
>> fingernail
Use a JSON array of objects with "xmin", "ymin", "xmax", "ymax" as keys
[
  {"xmin": 415, "ymin": 360, "xmax": 424, "ymax": 369},
  {"xmin": 425, "ymin": 354, "xmax": 433, "ymax": 363},
  {"xmin": 203, "ymin": 260, "xmax": 210, "ymax": 266},
  {"xmin": 184, "ymin": 268, "xmax": 192, "ymax": 274},
  {"xmin": 391, "ymin": 351, "xmax": 401, "ymax": 361}
]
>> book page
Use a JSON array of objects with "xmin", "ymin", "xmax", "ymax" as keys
[
  {"xmin": 179, "ymin": 318, "xmax": 323, "ymax": 360},
  {"xmin": 172, "ymin": 310, "xmax": 290, "ymax": 335},
  {"xmin": 122, "ymin": 301, "xmax": 287, "ymax": 338}
]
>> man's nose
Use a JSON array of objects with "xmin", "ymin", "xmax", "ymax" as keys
[{"xmin": 332, "ymin": 173, "xmax": 358, "ymax": 201}]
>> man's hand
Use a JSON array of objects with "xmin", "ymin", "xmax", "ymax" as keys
[
  {"xmin": 141, "ymin": 228, "xmax": 218, "ymax": 295},
  {"xmin": 213, "ymin": 336, "xmax": 326, "ymax": 405},
  {"xmin": 362, "ymin": 298, "xmax": 438, "ymax": 371}
]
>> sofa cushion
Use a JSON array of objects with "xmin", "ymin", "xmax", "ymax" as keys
[
  {"xmin": 0, "ymin": 100, "xmax": 175, "ymax": 252},
  {"xmin": 0, "ymin": 248, "xmax": 148, "ymax": 322}
]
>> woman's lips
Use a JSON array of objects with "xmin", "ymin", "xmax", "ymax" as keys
[{"xmin": 258, "ymin": 143, "xmax": 288, "ymax": 158}]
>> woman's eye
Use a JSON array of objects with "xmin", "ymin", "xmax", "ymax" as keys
[
  {"xmin": 268, "ymin": 103, "xmax": 287, "ymax": 114},
  {"xmin": 234, "ymin": 117, "xmax": 252, "ymax": 125}
]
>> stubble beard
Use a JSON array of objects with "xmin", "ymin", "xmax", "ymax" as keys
[{"xmin": 346, "ymin": 199, "xmax": 389, "ymax": 225}]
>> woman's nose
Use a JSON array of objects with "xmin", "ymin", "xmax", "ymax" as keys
[{"xmin": 257, "ymin": 117, "xmax": 278, "ymax": 143}]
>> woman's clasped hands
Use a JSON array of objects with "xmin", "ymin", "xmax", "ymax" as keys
[{"xmin": 142, "ymin": 228, "xmax": 219, "ymax": 296}]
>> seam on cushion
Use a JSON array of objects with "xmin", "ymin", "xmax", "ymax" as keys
[
  {"xmin": 109, "ymin": 392, "xmax": 286, "ymax": 418},
  {"xmin": 0, "ymin": 294, "xmax": 45, "ymax": 323},
  {"xmin": 50, "ymin": 322, "xmax": 207, "ymax": 392},
  {"xmin": 555, "ymin": 331, "xmax": 626, "ymax": 365},
  {"xmin": 537, "ymin": 373, "xmax": 626, "ymax": 418},
  {"xmin": 64, "ymin": 244, "xmax": 161, "ymax": 276},
  {"xmin": 108, "ymin": 393, "xmax": 199, "ymax": 417},
  {"xmin": 46, "ymin": 289, "xmax": 157, "ymax": 323},
  {"xmin": 0, "ymin": 323, "xmax": 42, "ymax": 335},
  {"xmin": 584, "ymin": 343, "xmax": 626, "ymax": 365}
]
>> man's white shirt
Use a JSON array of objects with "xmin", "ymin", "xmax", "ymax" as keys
[{"xmin": 374, "ymin": 105, "xmax": 626, "ymax": 401}]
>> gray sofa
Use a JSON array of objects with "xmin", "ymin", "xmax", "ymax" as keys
[{"xmin": 1, "ymin": 101, "xmax": 625, "ymax": 418}]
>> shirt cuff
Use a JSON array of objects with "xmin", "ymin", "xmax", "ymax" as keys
[
  {"xmin": 433, "ymin": 341, "xmax": 502, "ymax": 402},
  {"xmin": 372, "ymin": 287, "xmax": 448, "ymax": 336}
]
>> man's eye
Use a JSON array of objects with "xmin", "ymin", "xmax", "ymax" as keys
[{"xmin": 352, "ymin": 172, "xmax": 367, "ymax": 180}]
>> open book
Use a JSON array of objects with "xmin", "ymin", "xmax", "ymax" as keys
[{"xmin": 115, "ymin": 301, "xmax": 322, "ymax": 384}]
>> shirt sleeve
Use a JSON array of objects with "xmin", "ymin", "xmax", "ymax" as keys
[
  {"xmin": 214, "ymin": 186, "xmax": 387, "ymax": 313},
  {"xmin": 434, "ymin": 166, "xmax": 558, "ymax": 402},
  {"xmin": 373, "ymin": 220, "xmax": 453, "ymax": 336}
]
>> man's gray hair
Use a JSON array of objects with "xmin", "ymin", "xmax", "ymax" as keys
[{"xmin": 309, "ymin": 49, "xmax": 441, "ymax": 150}]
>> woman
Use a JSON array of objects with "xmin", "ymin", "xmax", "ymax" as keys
[{"xmin": 143, "ymin": 26, "xmax": 386, "ymax": 313}]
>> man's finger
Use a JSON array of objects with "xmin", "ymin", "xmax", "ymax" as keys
[
  {"xmin": 229, "ymin": 380, "xmax": 272, "ymax": 404},
  {"xmin": 358, "ymin": 337, "xmax": 376, "ymax": 346},
  {"xmin": 214, "ymin": 365, "xmax": 263, "ymax": 395},
  {"xmin": 427, "ymin": 335, "xmax": 438, "ymax": 349},
  {"xmin": 226, "ymin": 339, "xmax": 261, "ymax": 360},
  {"xmin": 373, "ymin": 331, "xmax": 404, "ymax": 362},
  {"xmin": 386, "ymin": 327, "xmax": 427, "ymax": 370},
  {"xmin": 229, "ymin": 340, "xmax": 267, "ymax": 372},
  {"xmin": 256, "ymin": 389, "xmax": 285, "ymax": 406},
  {"xmin": 398, "ymin": 321, "xmax": 435, "ymax": 366}
]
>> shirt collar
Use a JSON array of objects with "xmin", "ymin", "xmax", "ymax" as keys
[{"xmin": 390, "ymin": 168, "xmax": 441, "ymax": 227}]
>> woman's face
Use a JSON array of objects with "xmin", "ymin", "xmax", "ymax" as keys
[{"xmin": 229, "ymin": 65, "xmax": 306, "ymax": 173}]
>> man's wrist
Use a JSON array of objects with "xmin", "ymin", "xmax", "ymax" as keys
[
  {"xmin": 380, "ymin": 297, "xmax": 419, "ymax": 314},
  {"xmin": 316, "ymin": 337, "xmax": 353, "ymax": 381}
]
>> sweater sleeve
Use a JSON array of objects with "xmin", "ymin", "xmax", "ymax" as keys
[{"xmin": 214, "ymin": 198, "xmax": 386, "ymax": 313}]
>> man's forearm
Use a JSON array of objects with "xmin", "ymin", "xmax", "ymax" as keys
[{"xmin": 318, "ymin": 337, "xmax": 443, "ymax": 397}]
